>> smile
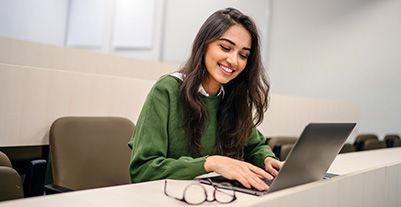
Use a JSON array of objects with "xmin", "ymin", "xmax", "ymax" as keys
[{"xmin": 219, "ymin": 64, "xmax": 235, "ymax": 75}]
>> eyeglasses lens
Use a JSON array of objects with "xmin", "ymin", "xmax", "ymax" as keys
[
  {"xmin": 183, "ymin": 183, "xmax": 206, "ymax": 205},
  {"xmin": 214, "ymin": 184, "xmax": 236, "ymax": 203}
]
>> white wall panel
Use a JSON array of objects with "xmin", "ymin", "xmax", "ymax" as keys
[
  {"xmin": 66, "ymin": 0, "xmax": 108, "ymax": 48},
  {"xmin": 113, "ymin": 0, "xmax": 155, "ymax": 49},
  {"xmin": 0, "ymin": 0, "xmax": 68, "ymax": 46}
]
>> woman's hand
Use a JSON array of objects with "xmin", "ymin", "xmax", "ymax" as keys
[
  {"xmin": 264, "ymin": 157, "xmax": 284, "ymax": 178},
  {"xmin": 204, "ymin": 155, "xmax": 272, "ymax": 191}
]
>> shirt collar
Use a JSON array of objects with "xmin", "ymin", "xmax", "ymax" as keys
[
  {"xmin": 198, "ymin": 83, "xmax": 225, "ymax": 97},
  {"xmin": 170, "ymin": 72, "xmax": 225, "ymax": 97}
]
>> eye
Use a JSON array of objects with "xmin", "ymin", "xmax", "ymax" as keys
[
  {"xmin": 239, "ymin": 53, "xmax": 249, "ymax": 60},
  {"xmin": 220, "ymin": 45, "xmax": 230, "ymax": 52}
]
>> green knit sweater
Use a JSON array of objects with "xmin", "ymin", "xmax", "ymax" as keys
[{"xmin": 128, "ymin": 75, "xmax": 275, "ymax": 183}]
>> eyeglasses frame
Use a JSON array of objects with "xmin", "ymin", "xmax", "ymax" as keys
[{"xmin": 163, "ymin": 178, "xmax": 237, "ymax": 205}]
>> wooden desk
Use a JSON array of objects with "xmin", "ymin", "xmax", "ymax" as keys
[{"xmin": 1, "ymin": 148, "xmax": 400, "ymax": 207}]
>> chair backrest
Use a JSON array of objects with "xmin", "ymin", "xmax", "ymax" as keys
[
  {"xmin": 0, "ymin": 151, "xmax": 24, "ymax": 201},
  {"xmin": 279, "ymin": 144, "xmax": 294, "ymax": 161},
  {"xmin": 383, "ymin": 134, "xmax": 401, "ymax": 147},
  {"xmin": 339, "ymin": 143, "xmax": 355, "ymax": 153},
  {"xmin": 393, "ymin": 139, "xmax": 401, "ymax": 147},
  {"xmin": 268, "ymin": 136, "xmax": 297, "ymax": 149},
  {"xmin": 362, "ymin": 139, "xmax": 386, "ymax": 151},
  {"xmin": 49, "ymin": 117, "xmax": 135, "ymax": 190},
  {"xmin": 267, "ymin": 136, "xmax": 297, "ymax": 161},
  {"xmin": 0, "ymin": 151, "xmax": 12, "ymax": 167},
  {"xmin": 354, "ymin": 134, "xmax": 378, "ymax": 151}
]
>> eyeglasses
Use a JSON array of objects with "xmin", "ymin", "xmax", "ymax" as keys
[{"xmin": 163, "ymin": 178, "xmax": 237, "ymax": 205}]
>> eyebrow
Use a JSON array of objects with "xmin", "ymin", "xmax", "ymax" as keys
[{"xmin": 219, "ymin": 38, "xmax": 251, "ymax": 51}]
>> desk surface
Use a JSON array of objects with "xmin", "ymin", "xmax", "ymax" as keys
[
  {"xmin": 328, "ymin": 147, "xmax": 401, "ymax": 174},
  {"xmin": 1, "ymin": 147, "xmax": 401, "ymax": 207}
]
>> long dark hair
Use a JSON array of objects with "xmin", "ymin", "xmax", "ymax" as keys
[{"xmin": 179, "ymin": 8, "xmax": 270, "ymax": 158}]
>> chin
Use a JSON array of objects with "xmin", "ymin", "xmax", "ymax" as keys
[{"xmin": 216, "ymin": 77, "xmax": 231, "ymax": 84}]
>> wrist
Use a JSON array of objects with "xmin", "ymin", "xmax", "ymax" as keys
[{"xmin": 204, "ymin": 155, "xmax": 215, "ymax": 172}]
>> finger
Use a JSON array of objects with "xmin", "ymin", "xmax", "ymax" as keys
[
  {"xmin": 246, "ymin": 163, "xmax": 272, "ymax": 179},
  {"xmin": 235, "ymin": 175, "xmax": 252, "ymax": 189},
  {"xmin": 271, "ymin": 160, "xmax": 284, "ymax": 170},
  {"xmin": 234, "ymin": 166, "xmax": 268, "ymax": 191},
  {"xmin": 266, "ymin": 164, "xmax": 279, "ymax": 177},
  {"xmin": 247, "ymin": 176, "xmax": 269, "ymax": 191},
  {"xmin": 236, "ymin": 171, "xmax": 268, "ymax": 191},
  {"xmin": 240, "ymin": 166, "xmax": 269, "ymax": 191}
]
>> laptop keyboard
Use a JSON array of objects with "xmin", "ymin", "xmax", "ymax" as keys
[
  {"xmin": 263, "ymin": 178, "xmax": 273, "ymax": 186},
  {"xmin": 202, "ymin": 173, "xmax": 338, "ymax": 193},
  {"xmin": 323, "ymin": 173, "xmax": 338, "ymax": 179}
]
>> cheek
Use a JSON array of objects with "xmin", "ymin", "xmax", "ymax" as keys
[
  {"xmin": 204, "ymin": 53, "xmax": 213, "ymax": 69},
  {"xmin": 205, "ymin": 49, "xmax": 219, "ymax": 66},
  {"xmin": 238, "ymin": 60, "xmax": 248, "ymax": 72},
  {"xmin": 209, "ymin": 49, "xmax": 224, "ymax": 62}
]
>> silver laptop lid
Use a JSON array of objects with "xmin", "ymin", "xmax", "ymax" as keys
[{"xmin": 267, "ymin": 123, "xmax": 356, "ymax": 193}]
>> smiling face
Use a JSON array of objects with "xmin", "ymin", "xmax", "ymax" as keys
[{"xmin": 203, "ymin": 24, "xmax": 252, "ymax": 95}]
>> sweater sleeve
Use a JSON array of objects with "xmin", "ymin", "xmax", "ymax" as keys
[
  {"xmin": 128, "ymin": 81, "xmax": 207, "ymax": 183},
  {"xmin": 243, "ymin": 128, "xmax": 278, "ymax": 169}
]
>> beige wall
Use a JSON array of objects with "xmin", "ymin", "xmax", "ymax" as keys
[
  {"xmin": 0, "ymin": 38, "xmax": 359, "ymax": 146},
  {"xmin": 260, "ymin": 94, "xmax": 359, "ymax": 139}
]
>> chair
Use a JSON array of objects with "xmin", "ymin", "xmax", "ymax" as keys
[
  {"xmin": 383, "ymin": 134, "xmax": 401, "ymax": 148},
  {"xmin": 354, "ymin": 134, "xmax": 378, "ymax": 151},
  {"xmin": 267, "ymin": 136, "xmax": 297, "ymax": 161},
  {"xmin": 0, "ymin": 150, "xmax": 12, "ymax": 167},
  {"xmin": 0, "ymin": 151, "xmax": 24, "ymax": 201},
  {"xmin": 46, "ymin": 117, "xmax": 135, "ymax": 193},
  {"xmin": 279, "ymin": 144, "xmax": 294, "ymax": 161},
  {"xmin": 393, "ymin": 139, "xmax": 401, "ymax": 147},
  {"xmin": 339, "ymin": 143, "xmax": 355, "ymax": 154},
  {"xmin": 23, "ymin": 159, "xmax": 47, "ymax": 197},
  {"xmin": 362, "ymin": 139, "xmax": 386, "ymax": 151},
  {"xmin": 0, "ymin": 146, "xmax": 48, "ymax": 198}
]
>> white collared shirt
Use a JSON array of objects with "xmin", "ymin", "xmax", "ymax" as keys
[{"xmin": 169, "ymin": 72, "xmax": 225, "ymax": 97}]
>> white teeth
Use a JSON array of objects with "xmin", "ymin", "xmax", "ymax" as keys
[{"xmin": 221, "ymin": 65, "xmax": 233, "ymax": 73}]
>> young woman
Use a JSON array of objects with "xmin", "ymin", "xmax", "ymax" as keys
[{"xmin": 129, "ymin": 8, "xmax": 282, "ymax": 191}]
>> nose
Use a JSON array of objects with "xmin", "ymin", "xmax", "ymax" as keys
[{"xmin": 226, "ymin": 52, "xmax": 238, "ymax": 68}]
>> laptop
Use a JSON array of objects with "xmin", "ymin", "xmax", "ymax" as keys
[{"xmin": 199, "ymin": 123, "xmax": 356, "ymax": 196}]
